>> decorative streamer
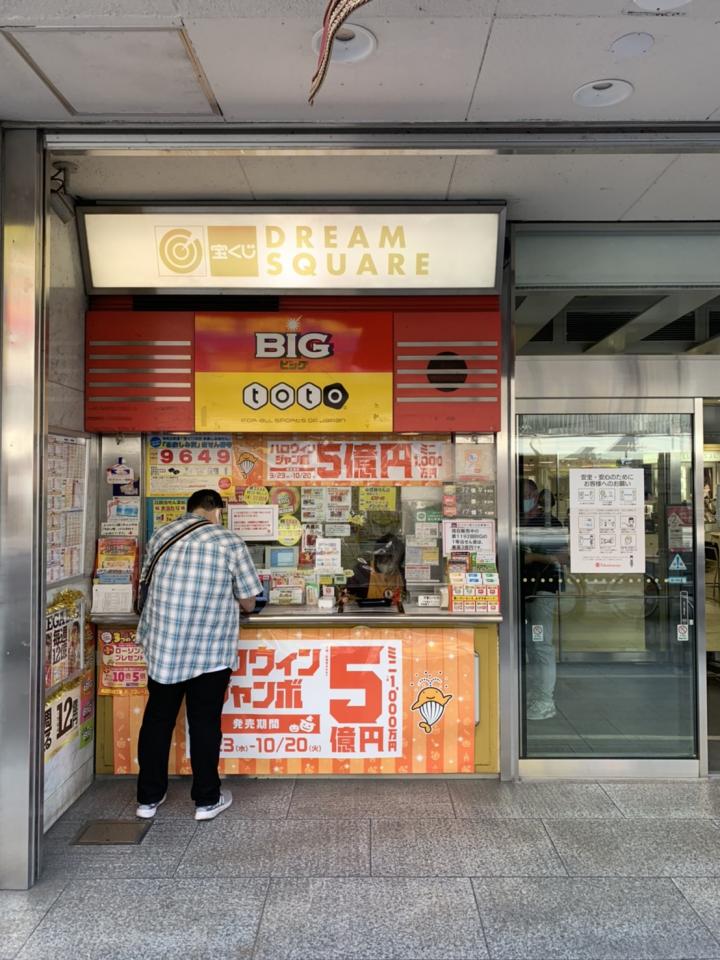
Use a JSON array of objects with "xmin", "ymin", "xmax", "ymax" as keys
[{"xmin": 309, "ymin": 0, "xmax": 374, "ymax": 103}]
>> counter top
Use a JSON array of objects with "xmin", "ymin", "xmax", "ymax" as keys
[{"xmin": 91, "ymin": 605, "xmax": 502, "ymax": 628}]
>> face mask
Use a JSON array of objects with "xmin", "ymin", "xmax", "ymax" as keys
[{"xmin": 523, "ymin": 497, "xmax": 536, "ymax": 513}]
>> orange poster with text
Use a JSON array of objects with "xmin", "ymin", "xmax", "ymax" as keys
[{"xmin": 112, "ymin": 627, "xmax": 475, "ymax": 776}]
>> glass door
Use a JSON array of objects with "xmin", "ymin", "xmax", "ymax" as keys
[{"xmin": 517, "ymin": 410, "xmax": 697, "ymax": 760}]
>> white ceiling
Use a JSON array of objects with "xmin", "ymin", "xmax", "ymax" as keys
[
  {"xmin": 2, "ymin": 0, "xmax": 720, "ymax": 123},
  {"xmin": 5, "ymin": 1, "xmax": 720, "ymax": 221},
  {"xmin": 57, "ymin": 151, "xmax": 720, "ymax": 222}
]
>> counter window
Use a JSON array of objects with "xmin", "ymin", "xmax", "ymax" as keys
[{"xmin": 143, "ymin": 432, "xmax": 498, "ymax": 615}]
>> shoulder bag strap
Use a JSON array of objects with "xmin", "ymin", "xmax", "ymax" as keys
[{"xmin": 142, "ymin": 519, "xmax": 211, "ymax": 589}]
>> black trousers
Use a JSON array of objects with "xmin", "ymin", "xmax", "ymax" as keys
[{"xmin": 137, "ymin": 668, "xmax": 231, "ymax": 807}]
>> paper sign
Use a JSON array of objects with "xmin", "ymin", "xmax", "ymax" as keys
[
  {"xmin": 146, "ymin": 433, "xmax": 233, "ymax": 495},
  {"xmin": 442, "ymin": 519, "xmax": 496, "ymax": 558},
  {"xmin": 315, "ymin": 537, "xmax": 343, "ymax": 574},
  {"xmin": 358, "ymin": 487, "xmax": 397, "ymax": 513},
  {"xmin": 227, "ymin": 503, "xmax": 279, "ymax": 541},
  {"xmin": 569, "ymin": 468, "xmax": 645, "ymax": 574}
]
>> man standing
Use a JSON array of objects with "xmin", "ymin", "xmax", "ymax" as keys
[
  {"xmin": 135, "ymin": 488, "xmax": 261, "ymax": 821},
  {"xmin": 520, "ymin": 479, "xmax": 567, "ymax": 722}
]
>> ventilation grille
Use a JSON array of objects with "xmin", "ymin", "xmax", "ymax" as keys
[
  {"xmin": 642, "ymin": 313, "xmax": 696, "ymax": 342},
  {"xmin": 85, "ymin": 312, "xmax": 195, "ymax": 432},
  {"xmin": 565, "ymin": 311, "xmax": 636, "ymax": 343},
  {"xmin": 393, "ymin": 308, "xmax": 501, "ymax": 432}
]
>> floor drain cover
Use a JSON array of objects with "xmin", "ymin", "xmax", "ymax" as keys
[{"xmin": 73, "ymin": 820, "xmax": 151, "ymax": 845}]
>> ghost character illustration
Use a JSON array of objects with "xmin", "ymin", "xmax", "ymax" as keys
[{"xmin": 411, "ymin": 686, "xmax": 452, "ymax": 733}]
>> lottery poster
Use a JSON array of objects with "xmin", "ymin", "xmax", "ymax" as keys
[
  {"xmin": 45, "ymin": 604, "xmax": 84, "ymax": 690},
  {"xmin": 147, "ymin": 497, "xmax": 188, "ymax": 536},
  {"xmin": 43, "ymin": 679, "xmax": 81, "ymax": 760},
  {"xmin": 569, "ymin": 468, "xmax": 645, "ymax": 574},
  {"xmin": 111, "ymin": 628, "xmax": 477, "ymax": 776},
  {"xmin": 146, "ymin": 433, "xmax": 233, "ymax": 496},
  {"xmin": 98, "ymin": 628, "xmax": 148, "ymax": 695}
]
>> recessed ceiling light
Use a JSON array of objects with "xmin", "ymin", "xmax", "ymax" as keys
[
  {"xmin": 311, "ymin": 23, "xmax": 377, "ymax": 64},
  {"xmin": 632, "ymin": 0, "xmax": 691, "ymax": 11},
  {"xmin": 610, "ymin": 32, "xmax": 654, "ymax": 57},
  {"xmin": 572, "ymin": 79, "xmax": 634, "ymax": 107}
]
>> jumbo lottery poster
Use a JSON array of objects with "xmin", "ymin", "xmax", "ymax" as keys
[{"xmin": 111, "ymin": 627, "xmax": 476, "ymax": 775}]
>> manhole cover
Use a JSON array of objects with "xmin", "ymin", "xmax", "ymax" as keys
[{"xmin": 73, "ymin": 820, "xmax": 151, "ymax": 845}]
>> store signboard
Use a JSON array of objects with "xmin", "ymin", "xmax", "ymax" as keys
[
  {"xmin": 569, "ymin": 468, "xmax": 645, "ymax": 574},
  {"xmin": 81, "ymin": 209, "xmax": 503, "ymax": 293},
  {"xmin": 195, "ymin": 312, "xmax": 394, "ymax": 433}
]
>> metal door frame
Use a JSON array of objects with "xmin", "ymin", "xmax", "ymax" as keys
[
  {"xmin": 0, "ymin": 130, "xmax": 46, "ymax": 888},
  {"xmin": 506, "ymin": 392, "xmax": 704, "ymax": 780}
]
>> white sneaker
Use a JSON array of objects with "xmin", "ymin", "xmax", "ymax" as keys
[
  {"xmin": 135, "ymin": 793, "xmax": 167, "ymax": 819},
  {"xmin": 527, "ymin": 700, "xmax": 557, "ymax": 721},
  {"xmin": 195, "ymin": 789, "xmax": 233, "ymax": 821}
]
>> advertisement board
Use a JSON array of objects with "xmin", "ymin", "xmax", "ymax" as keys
[{"xmin": 111, "ymin": 627, "xmax": 476, "ymax": 775}]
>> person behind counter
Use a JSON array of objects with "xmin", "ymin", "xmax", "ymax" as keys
[
  {"xmin": 345, "ymin": 533, "xmax": 405, "ymax": 603},
  {"xmin": 135, "ymin": 488, "xmax": 261, "ymax": 821}
]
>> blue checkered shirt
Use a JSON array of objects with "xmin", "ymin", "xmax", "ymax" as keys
[{"xmin": 136, "ymin": 514, "xmax": 261, "ymax": 684}]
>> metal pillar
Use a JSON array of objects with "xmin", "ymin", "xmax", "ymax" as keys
[{"xmin": 0, "ymin": 130, "xmax": 46, "ymax": 889}]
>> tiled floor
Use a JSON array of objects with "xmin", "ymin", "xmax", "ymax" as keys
[{"xmin": 7, "ymin": 778, "xmax": 720, "ymax": 959}]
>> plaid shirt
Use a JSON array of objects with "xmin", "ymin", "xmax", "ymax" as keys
[{"xmin": 136, "ymin": 513, "xmax": 261, "ymax": 684}]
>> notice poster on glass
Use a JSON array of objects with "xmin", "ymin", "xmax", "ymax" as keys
[
  {"xmin": 569, "ymin": 467, "xmax": 645, "ymax": 574},
  {"xmin": 227, "ymin": 503, "xmax": 278, "ymax": 541}
]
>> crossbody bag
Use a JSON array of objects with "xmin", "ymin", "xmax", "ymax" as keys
[{"xmin": 136, "ymin": 519, "xmax": 210, "ymax": 615}]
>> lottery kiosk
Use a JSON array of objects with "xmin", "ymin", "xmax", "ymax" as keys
[{"xmin": 85, "ymin": 207, "xmax": 505, "ymax": 779}]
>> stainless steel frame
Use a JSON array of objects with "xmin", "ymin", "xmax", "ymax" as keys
[
  {"xmin": 695, "ymin": 397, "xmax": 708, "ymax": 778},
  {"xmin": 0, "ymin": 130, "xmax": 46, "ymax": 889},
  {"xmin": 513, "ymin": 394, "xmax": 703, "ymax": 780},
  {"xmin": 75, "ymin": 202, "xmax": 506, "ymax": 297},
  {"xmin": 43, "ymin": 123, "xmax": 720, "ymax": 156}
]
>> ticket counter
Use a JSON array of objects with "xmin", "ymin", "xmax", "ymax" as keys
[{"xmin": 89, "ymin": 301, "xmax": 504, "ymax": 778}]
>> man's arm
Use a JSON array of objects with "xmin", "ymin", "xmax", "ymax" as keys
[{"xmin": 227, "ymin": 537, "xmax": 262, "ymax": 613}]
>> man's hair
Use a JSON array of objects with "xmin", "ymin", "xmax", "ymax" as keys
[{"xmin": 187, "ymin": 489, "xmax": 224, "ymax": 512}]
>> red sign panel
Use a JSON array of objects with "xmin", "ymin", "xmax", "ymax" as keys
[
  {"xmin": 393, "ymin": 308, "xmax": 501, "ymax": 432},
  {"xmin": 85, "ymin": 312, "xmax": 194, "ymax": 432}
]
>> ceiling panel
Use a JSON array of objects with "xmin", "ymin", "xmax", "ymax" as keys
[
  {"xmin": 178, "ymin": 0, "xmax": 495, "ymax": 14},
  {"xmin": 9, "ymin": 28, "xmax": 216, "ymax": 115},
  {"xmin": 619, "ymin": 155, "xmax": 720, "ymax": 220},
  {"xmin": 239, "ymin": 155, "xmax": 456, "ymax": 199},
  {"xmin": 187, "ymin": 16, "xmax": 490, "ymax": 121},
  {"xmin": 468, "ymin": 15, "xmax": 720, "ymax": 121},
  {"xmin": 0, "ymin": 1, "xmax": 178, "ymax": 25},
  {"xmin": 449, "ymin": 154, "xmax": 675, "ymax": 220},
  {"xmin": 497, "ymin": 0, "xmax": 719, "ymax": 17},
  {"xmin": 0, "ymin": 33, "xmax": 70, "ymax": 120},
  {"xmin": 66, "ymin": 157, "xmax": 253, "ymax": 200}
]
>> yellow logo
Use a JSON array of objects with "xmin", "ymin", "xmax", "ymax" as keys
[
  {"xmin": 157, "ymin": 228, "xmax": 204, "ymax": 274},
  {"xmin": 208, "ymin": 226, "xmax": 259, "ymax": 277}
]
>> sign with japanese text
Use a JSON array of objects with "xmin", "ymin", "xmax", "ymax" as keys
[
  {"xmin": 45, "ymin": 605, "xmax": 84, "ymax": 691},
  {"xmin": 442, "ymin": 519, "xmax": 496, "ymax": 559},
  {"xmin": 195, "ymin": 313, "xmax": 393, "ymax": 433},
  {"xmin": 232, "ymin": 437, "xmax": 452, "ymax": 487},
  {"xmin": 569, "ymin": 468, "xmax": 645, "ymax": 574},
  {"xmin": 99, "ymin": 629, "xmax": 148, "ymax": 696},
  {"xmin": 218, "ymin": 640, "xmax": 402, "ymax": 760},
  {"xmin": 146, "ymin": 433, "xmax": 233, "ymax": 496},
  {"xmin": 111, "ymin": 627, "xmax": 476, "ymax": 776},
  {"xmin": 83, "ymin": 210, "xmax": 502, "ymax": 292},
  {"xmin": 44, "ymin": 680, "xmax": 81, "ymax": 759},
  {"xmin": 227, "ymin": 503, "xmax": 279, "ymax": 541}
]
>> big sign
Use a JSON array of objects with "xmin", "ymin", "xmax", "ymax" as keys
[{"xmin": 195, "ymin": 313, "xmax": 393, "ymax": 433}]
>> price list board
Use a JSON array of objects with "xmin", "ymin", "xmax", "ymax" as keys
[{"xmin": 47, "ymin": 435, "xmax": 89, "ymax": 584}]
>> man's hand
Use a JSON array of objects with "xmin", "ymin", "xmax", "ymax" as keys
[{"xmin": 239, "ymin": 596, "xmax": 257, "ymax": 614}]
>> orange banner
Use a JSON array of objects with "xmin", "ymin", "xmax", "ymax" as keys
[{"xmin": 112, "ymin": 627, "xmax": 475, "ymax": 776}]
